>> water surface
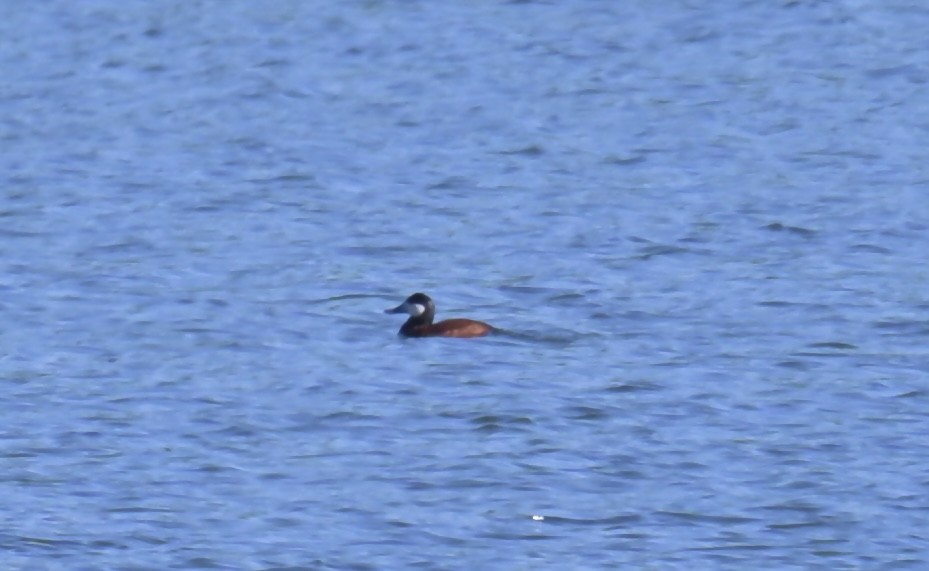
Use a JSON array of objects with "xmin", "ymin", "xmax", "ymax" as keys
[{"xmin": 2, "ymin": 1, "xmax": 929, "ymax": 569}]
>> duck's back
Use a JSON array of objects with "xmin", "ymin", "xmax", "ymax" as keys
[{"xmin": 403, "ymin": 318, "xmax": 494, "ymax": 338}]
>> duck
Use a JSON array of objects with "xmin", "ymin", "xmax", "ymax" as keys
[{"xmin": 385, "ymin": 293, "xmax": 495, "ymax": 338}]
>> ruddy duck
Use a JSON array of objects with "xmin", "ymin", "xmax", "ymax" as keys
[{"xmin": 385, "ymin": 293, "xmax": 495, "ymax": 338}]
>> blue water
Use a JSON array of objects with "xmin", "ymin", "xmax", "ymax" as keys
[{"xmin": 3, "ymin": 1, "xmax": 929, "ymax": 569}]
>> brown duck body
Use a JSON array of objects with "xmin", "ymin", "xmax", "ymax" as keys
[
  {"xmin": 400, "ymin": 317, "xmax": 494, "ymax": 338},
  {"xmin": 386, "ymin": 293, "xmax": 495, "ymax": 338}
]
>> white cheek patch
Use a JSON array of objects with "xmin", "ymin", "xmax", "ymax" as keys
[{"xmin": 409, "ymin": 303, "xmax": 427, "ymax": 316}]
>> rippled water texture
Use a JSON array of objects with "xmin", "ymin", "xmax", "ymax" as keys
[{"xmin": 3, "ymin": 1, "xmax": 929, "ymax": 569}]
